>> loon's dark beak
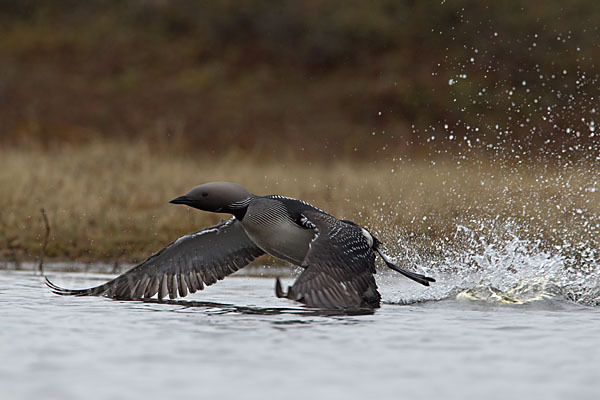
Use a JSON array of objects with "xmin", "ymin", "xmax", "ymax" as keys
[{"xmin": 169, "ymin": 195, "xmax": 193, "ymax": 205}]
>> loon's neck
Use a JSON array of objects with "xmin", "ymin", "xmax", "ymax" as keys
[{"xmin": 221, "ymin": 196, "xmax": 254, "ymax": 221}]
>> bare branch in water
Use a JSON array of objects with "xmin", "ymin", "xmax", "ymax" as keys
[{"xmin": 38, "ymin": 208, "xmax": 50, "ymax": 275}]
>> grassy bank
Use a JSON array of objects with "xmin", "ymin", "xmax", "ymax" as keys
[{"xmin": 1, "ymin": 141, "xmax": 598, "ymax": 265}]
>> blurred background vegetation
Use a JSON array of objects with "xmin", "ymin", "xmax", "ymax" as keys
[
  {"xmin": 1, "ymin": 0, "xmax": 599, "ymax": 159},
  {"xmin": 1, "ymin": 1, "xmax": 599, "ymax": 263}
]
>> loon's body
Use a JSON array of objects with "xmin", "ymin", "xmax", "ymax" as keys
[{"xmin": 46, "ymin": 182, "xmax": 435, "ymax": 310}]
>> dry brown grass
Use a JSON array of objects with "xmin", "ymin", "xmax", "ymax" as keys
[{"xmin": 1, "ymin": 140, "xmax": 598, "ymax": 264}]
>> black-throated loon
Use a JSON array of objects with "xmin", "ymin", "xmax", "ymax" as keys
[{"xmin": 46, "ymin": 182, "xmax": 435, "ymax": 310}]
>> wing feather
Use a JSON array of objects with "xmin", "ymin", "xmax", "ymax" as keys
[
  {"xmin": 46, "ymin": 218, "xmax": 264, "ymax": 300},
  {"xmin": 278, "ymin": 211, "xmax": 381, "ymax": 309}
]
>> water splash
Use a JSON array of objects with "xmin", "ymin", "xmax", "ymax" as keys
[
  {"xmin": 383, "ymin": 218, "xmax": 600, "ymax": 306},
  {"xmin": 456, "ymin": 277, "xmax": 561, "ymax": 305}
]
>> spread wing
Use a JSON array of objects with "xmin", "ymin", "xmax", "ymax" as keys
[
  {"xmin": 276, "ymin": 211, "xmax": 380, "ymax": 309},
  {"xmin": 46, "ymin": 218, "xmax": 265, "ymax": 300}
]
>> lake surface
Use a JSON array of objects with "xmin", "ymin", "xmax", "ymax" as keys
[{"xmin": 1, "ymin": 266, "xmax": 599, "ymax": 400}]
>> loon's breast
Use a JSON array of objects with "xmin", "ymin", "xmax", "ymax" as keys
[{"xmin": 240, "ymin": 197, "xmax": 315, "ymax": 265}]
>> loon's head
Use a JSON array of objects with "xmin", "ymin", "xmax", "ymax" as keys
[{"xmin": 170, "ymin": 182, "xmax": 252, "ymax": 213}]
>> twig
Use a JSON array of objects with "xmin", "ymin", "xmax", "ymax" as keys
[
  {"xmin": 6, "ymin": 237, "xmax": 22, "ymax": 270},
  {"xmin": 38, "ymin": 208, "xmax": 50, "ymax": 275}
]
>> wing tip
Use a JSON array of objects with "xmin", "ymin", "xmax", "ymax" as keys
[
  {"xmin": 45, "ymin": 276, "xmax": 72, "ymax": 295},
  {"xmin": 44, "ymin": 276, "xmax": 95, "ymax": 296}
]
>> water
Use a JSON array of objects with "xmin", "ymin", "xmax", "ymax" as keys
[{"xmin": 2, "ymin": 266, "xmax": 600, "ymax": 400}]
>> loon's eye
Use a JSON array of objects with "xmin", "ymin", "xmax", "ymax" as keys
[{"xmin": 202, "ymin": 192, "xmax": 209, "ymax": 197}]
